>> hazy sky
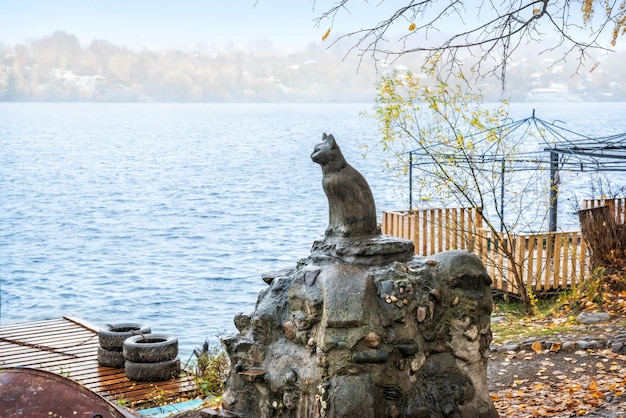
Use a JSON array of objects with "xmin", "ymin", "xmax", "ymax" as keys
[
  {"xmin": 0, "ymin": 0, "xmax": 365, "ymax": 50},
  {"xmin": 1, "ymin": 1, "xmax": 618, "ymax": 54}
]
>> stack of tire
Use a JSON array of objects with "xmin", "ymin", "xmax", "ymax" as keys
[
  {"xmin": 123, "ymin": 333, "xmax": 180, "ymax": 382},
  {"xmin": 98, "ymin": 323, "xmax": 151, "ymax": 369},
  {"xmin": 98, "ymin": 323, "xmax": 179, "ymax": 382}
]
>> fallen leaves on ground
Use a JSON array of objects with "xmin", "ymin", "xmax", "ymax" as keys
[
  {"xmin": 492, "ymin": 283, "xmax": 626, "ymax": 346},
  {"xmin": 491, "ymin": 348, "xmax": 626, "ymax": 417},
  {"xmin": 490, "ymin": 271, "xmax": 626, "ymax": 416}
]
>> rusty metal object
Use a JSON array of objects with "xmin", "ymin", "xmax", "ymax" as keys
[{"xmin": 0, "ymin": 367, "xmax": 137, "ymax": 417}]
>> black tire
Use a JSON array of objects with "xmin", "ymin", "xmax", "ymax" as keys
[
  {"xmin": 124, "ymin": 357, "xmax": 180, "ymax": 382},
  {"xmin": 123, "ymin": 334, "xmax": 178, "ymax": 363},
  {"xmin": 97, "ymin": 346, "xmax": 125, "ymax": 368},
  {"xmin": 98, "ymin": 323, "xmax": 151, "ymax": 350}
]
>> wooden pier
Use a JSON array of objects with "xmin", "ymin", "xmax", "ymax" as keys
[{"xmin": 0, "ymin": 316, "xmax": 196, "ymax": 409}]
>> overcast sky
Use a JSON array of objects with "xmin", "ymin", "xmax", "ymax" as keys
[{"xmin": 0, "ymin": 0, "xmax": 380, "ymax": 51}]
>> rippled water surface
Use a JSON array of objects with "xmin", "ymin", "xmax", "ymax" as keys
[{"xmin": 1, "ymin": 102, "xmax": 625, "ymax": 360}]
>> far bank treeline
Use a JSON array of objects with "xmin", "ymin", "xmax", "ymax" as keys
[{"xmin": 2, "ymin": 31, "xmax": 626, "ymax": 103}]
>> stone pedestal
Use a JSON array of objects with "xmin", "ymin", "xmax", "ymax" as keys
[{"xmin": 220, "ymin": 235, "xmax": 498, "ymax": 417}]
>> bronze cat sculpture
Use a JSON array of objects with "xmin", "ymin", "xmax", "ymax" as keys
[{"xmin": 311, "ymin": 133, "xmax": 380, "ymax": 237}]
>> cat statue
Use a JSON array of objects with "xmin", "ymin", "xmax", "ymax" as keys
[{"xmin": 311, "ymin": 133, "xmax": 381, "ymax": 237}]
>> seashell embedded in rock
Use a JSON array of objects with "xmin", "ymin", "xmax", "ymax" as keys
[
  {"xmin": 282, "ymin": 321, "xmax": 296, "ymax": 340},
  {"xmin": 410, "ymin": 354, "xmax": 426, "ymax": 372},
  {"xmin": 417, "ymin": 306, "xmax": 426, "ymax": 322},
  {"xmin": 364, "ymin": 331, "xmax": 382, "ymax": 348}
]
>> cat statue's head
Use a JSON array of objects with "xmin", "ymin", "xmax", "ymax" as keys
[{"xmin": 311, "ymin": 133, "xmax": 346, "ymax": 170}]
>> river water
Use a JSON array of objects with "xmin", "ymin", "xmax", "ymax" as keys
[{"xmin": 1, "ymin": 102, "xmax": 625, "ymax": 360}]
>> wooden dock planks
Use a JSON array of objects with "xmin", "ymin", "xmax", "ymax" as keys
[{"xmin": 0, "ymin": 316, "xmax": 196, "ymax": 408}]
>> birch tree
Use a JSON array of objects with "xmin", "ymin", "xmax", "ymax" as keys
[{"xmin": 372, "ymin": 65, "xmax": 549, "ymax": 313}]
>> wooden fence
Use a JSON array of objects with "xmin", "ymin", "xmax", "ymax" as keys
[
  {"xmin": 382, "ymin": 208, "xmax": 590, "ymax": 295},
  {"xmin": 583, "ymin": 197, "xmax": 626, "ymax": 225},
  {"xmin": 381, "ymin": 208, "xmax": 483, "ymax": 256},
  {"xmin": 474, "ymin": 229, "xmax": 588, "ymax": 295}
]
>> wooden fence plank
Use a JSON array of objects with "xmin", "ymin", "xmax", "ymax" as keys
[
  {"xmin": 526, "ymin": 235, "xmax": 536, "ymax": 290},
  {"xmin": 534, "ymin": 235, "xmax": 543, "ymax": 291},
  {"xmin": 554, "ymin": 234, "xmax": 563, "ymax": 289},
  {"xmin": 562, "ymin": 234, "xmax": 570, "ymax": 287},
  {"xmin": 451, "ymin": 210, "xmax": 458, "ymax": 250},
  {"xmin": 444, "ymin": 209, "xmax": 451, "ymax": 249},
  {"xmin": 437, "ymin": 208, "xmax": 443, "ymax": 253},
  {"xmin": 458, "ymin": 210, "xmax": 464, "ymax": 249},
  {"xmin": 516, "ymin": 235, "xmax": 525, "ymax": 293},
  {"xmin": 407, "ymin": 212, "xmax": 414, "ymax": 251},
  {"xmin": 421, "ymin": 210, "xmax": 426, "ymax": 252},
  {"xmin": 544, "ymin": 235, "xmax": 552, "ymax": 290}
]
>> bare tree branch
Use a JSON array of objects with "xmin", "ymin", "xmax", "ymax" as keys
[{"xmin": 313, "ymin": 0, "xmax": 625, "ymax": 87}]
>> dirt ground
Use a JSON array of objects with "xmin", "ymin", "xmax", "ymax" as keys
[{"xmin": 488, "ymin": 321, "xmax": 626, "ymax": 417}]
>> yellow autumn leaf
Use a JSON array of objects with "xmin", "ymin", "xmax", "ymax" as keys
[
  {"xmin": 591, "ymin": 390, "xmax": 604, "ymax": 399},
  {"xmin": 533, "ymin": 8, "xmax": 540, "ymax": 14},
  {"xmin": 322, "ymin": 28, "xmax": 331, "ymax": 41},
  {"xmin": 531, "ymin": 340, "xmax": 542, "ymax": 353},
  {"xmin": 588, "ymin": 380, "xmax": 598, "ymax": 390},
  {"xmin": 408, "ymin": 23, "xmax": 416, "ymax": 31}
]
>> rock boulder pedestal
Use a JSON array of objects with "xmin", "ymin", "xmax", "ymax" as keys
[{"xmin": 220, "ymin": 237, "xmax": 498, "ymax": 417}]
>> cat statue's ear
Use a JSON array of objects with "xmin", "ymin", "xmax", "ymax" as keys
[
  {"xmin": 322, "ymin": 133, "xmax": 328, "ymax": 140},
  {"xmin": 326, "ymin": 134, "xmax": 336, "ymax": 147}
]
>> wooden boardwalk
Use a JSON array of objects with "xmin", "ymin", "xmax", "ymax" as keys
[{"xmin": 0, "ymin": 316, "xmax": 196, "ymax": 408}]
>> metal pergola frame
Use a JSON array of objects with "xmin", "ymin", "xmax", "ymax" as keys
[{"xmin": 407, "ymin": 110, "xmax": 626, "ymax": 232}]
